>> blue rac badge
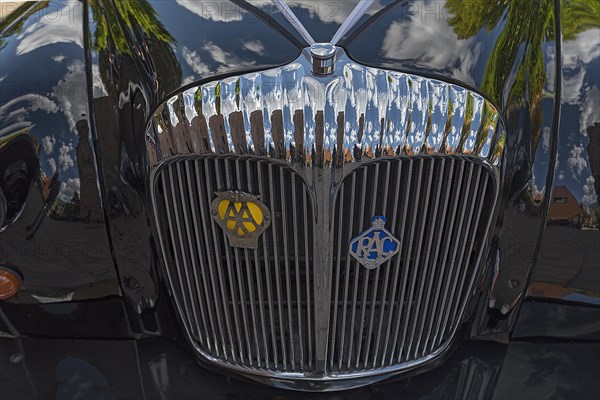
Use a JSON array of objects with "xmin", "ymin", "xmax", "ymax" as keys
[{"xmin": 349, "ymin": 216, "xmax": 400, "ymax": 269}]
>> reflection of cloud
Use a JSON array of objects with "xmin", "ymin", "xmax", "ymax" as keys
[
  {"xmin": 284, "ymin": 0, "xmax": 381, "ymax": 24},
  {"xmin": 42, "ymin": 135, "xmax": 56, "ymax": 155},
  {"xmin": 58, "ymin": 142, "xmax": 75, "ymax": 172},
  {"xmin": 381, "ymin": 17, "xmax": 480, "ymax": 84},
  {"xmin": 580, "ymin": 85, "xmax": 600, "ymax": 136},
  {"xmin": 91, "ymin": 64, "xmax": 108, "ymax": 97},
  {"xmin": 175, "ymin": 0, "xmax": 244, "ymax": 22},
  {"xmin": 181, "ymin": 46, "xmax": 211, "ymax": 76},
  {"xmin": 563, "ymin": 29, "xmax": 600, "ymax": 69},
  {"xmin": 48, "ymin": 158, "xmax": 57, "ymax": 175},
  {"xmin": 53, "ymin": 60, "xmax": 88, "ymax": 133},
  {"xmin": 562, "ymin": 29, "xmax": 600, "ymax": 105},
  {"xmin": 203, "ymin": 42, "xmax": 255, "ymax": 72},
  {"xmin": 562, "ymin": 67, "xmax": 586, "ymax": 105},
  {"xmin": 582, "ymin": 175, "xmax": 597, "ymax": 206},
  {"xmin": 0, "ymin": 95, "xmax": 58, "ymax": 117},
  {"xmin": 0, "ymin": 94, "xmax": 58, "ymax": 135},
  {"xmin": 567, "ymin": 144, "xmax": 587, "ymax": 179},
  {"xmin": 242, "ymin": 40, "xmax": 265, "ymax": 55},
  {"xmin": 558, "ymin": 170, "xmax": 565, "ymax": 180},
  {"xmin": 16, "ymin": 3, "xmax": 83, "ymax": 55},
  {"xmin": 58, "ymin": 178, "xmax": 80, "ymax": 202},
  {"xmin": 542, "ymin": 127, "xmax": 550, "ymax": 153},
  {"xmin": 52, "ymin": 54, "xmax": 66, "ymax": 63},
  {"xmin": 176, "ymin": 0, "xmax": 382, "ymax": 26}
]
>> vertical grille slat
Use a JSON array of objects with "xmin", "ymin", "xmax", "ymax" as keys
[
  {"xmin": 242, "ymin": 159, "xmax": 264, "ymax": 367},
  {"xmin": 152, "ymin": 155, "xmax": 496, "ymax": 378},
  {"xmin": 202, "ymin": 158, "xmax": 237, "ymax": 362},
  {"xmin": 267, "ymin": 163, "xmax": 288, "ymax": 369},
  {"xmin": 193, "ymin": 160, "xmax": 228, "ymax": 358},
  {"xmin": 388, "ymin": 159, "xmax": 425, "ymax": 366},
  {"xmin": 185, "ymin": 161, "xmax": 220, "ymax": 356},
  {"xmin": 336, "ymin": 173, "xmax": 356, "ymax": 371},
  {"xmin": 215, "ymin": 160, "xmax": 246, "ymax": 364}
]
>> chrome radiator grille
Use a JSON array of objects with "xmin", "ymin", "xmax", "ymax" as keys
[
  {"xmin": 153, "ymin": 156, "xmax": 315, "ymax": 372},
  {"xmin": 328, "ymin": 157, "xmax": 494, "ymax": 372},
  {"xmin": 152, "ymin": 154, "xmax": 497, "ymax": 377}
]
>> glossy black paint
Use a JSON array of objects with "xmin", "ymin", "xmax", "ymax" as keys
[
  {"xmin": 0, "ymin": 0, "xmax": 598, "ymax": 391},
  {"xmin": 1, "ymin": 336, "xmax": 599, "ymax": 399},
  {"xmin": 0, "ymin": 1, "xmax": 120, "ymax": 304}
]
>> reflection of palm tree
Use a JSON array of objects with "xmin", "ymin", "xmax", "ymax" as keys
[
  {"xmin": 89, "ymin": 0, "xmax": 181, "ymax": 97},
  {"xmin": 90, "ymin": 0, "xmax": 174, "ymax": 54},
  {"xmin": 446, "ymin": 0, "xmax": 600, "ymax": 156},
  {"xmin": 0, "ymin": 2, "xmax": 49, "ymax": 49}
]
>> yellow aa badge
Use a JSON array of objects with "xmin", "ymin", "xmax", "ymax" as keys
[{"xmin": 210, "ymin": 191, "xmax": 271, "ymax": 249}]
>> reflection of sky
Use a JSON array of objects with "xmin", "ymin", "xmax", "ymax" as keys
[
  {"xmin": 556, "ymin": 29, "xmax": 600, "ymax": 205},
  {"xmin": 346, "ymin": 0, "xmax": 505, "ymax": 87},
  {"xmin": 154, "ymin": 0, "xmax": 300, "ymax": 85},
  {"xmin": 252, "ymin": 0, "xmax": 385, "ymax": 43},
  {"xmin": 0, "ymin": 2, "xmax": 90, "ymax": 203}
]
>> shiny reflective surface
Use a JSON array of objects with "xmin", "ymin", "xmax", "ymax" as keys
[
  {"xmin": 0, "ymin": 0, "xmax": 119, "ymax": 303},
  {"xmin": 0, "ymin": 0, "xmax": 597, "ymax": 393},
  {"xmin": 1, "ymin": 336, "xmax": 598, "ymax": 398},
  {"xmin": 147, "ymin": 48, "xmax": 503, "ymax": 169},
  {"xmin": 146, "ymin": 44, "xmax": 502, "ymax": 384},
  {"xmin": 515, "ymin": 0, "xmax": 600, "ymax": 336}
]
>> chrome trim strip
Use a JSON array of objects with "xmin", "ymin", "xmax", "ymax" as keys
[
  {"xmin": 147, "ymin": 48, "xmax": 504, "ymax": 170},
  {"xmin": 331, "ymin": 0, "xmax": 376, "ymax": 45},
  {"xmin": 271, "ymin": 0, "xmax": 316, "ymax": 45}
]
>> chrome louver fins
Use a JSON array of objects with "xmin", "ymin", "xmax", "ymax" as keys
[{"xmin": 146, "ymin": 49, "xmax": 504, "ymax": 169}]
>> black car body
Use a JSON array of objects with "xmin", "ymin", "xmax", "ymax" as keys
[{"xmin": 0, "ymin": 0, "xmax": 599, "ymax": 398}]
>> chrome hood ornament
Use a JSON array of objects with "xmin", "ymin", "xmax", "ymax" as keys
[
  {"xmin": 349, "ymin": 216, "xmax": 400, "ymax": 269},
  {"xmin": 210, "ymin": 191, "xmax": 271, "ymax": 249}
]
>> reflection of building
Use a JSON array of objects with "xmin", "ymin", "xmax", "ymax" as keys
[
  {"xmin": 76, "ymin": 119, "xmax": 103, "ymax": 223},
  {"xmin": 548, "ymin": 186, "xmax": 581, "ymax": 225},
  {"xmin": 588, "ymin": 123, "xmax": 600, "ymax": 197}
]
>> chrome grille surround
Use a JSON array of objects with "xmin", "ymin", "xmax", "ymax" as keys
[{"xmin": 147, "ymin": 47, "xmax": 503, "ymax": 388}]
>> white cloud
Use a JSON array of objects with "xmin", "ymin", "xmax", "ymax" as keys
[
  {"xmin": 58, "ymin": 142, "xmax": 75, "ymax": 172},
  {"xmin": 567, "ymin": 144, "xmax": 587, "ymax": 179},
  {"xmin": 562, "ymin": 29, "xmax": 600, "ymax": 70},
  {"xmin": 175, "ymin": 0, "xmax": 244, "ymax": 22},
  {"xmin": 562, "ymin": 67, "xmax": 586, "ymax": 105},
  {"xmin": 53, "ymin": 60, "xmax": 88, "ymax": 133},
  {"xmin": 542, "ymin": 126, "xmax": 551, "ymax": 153},
  {"xmin": 0, "ymin": 94, "xmax": 58, "ymax": 136},
  {"xmin": 91, "ymin": 64, "xmax": 108, "ymax": 97},
  {"xmin": 281, "ymin": 0, "xmax": 382, "ymax": 24},
  {"xmin": 558, "ymin": 170, "xmax": 565, "ymax": 180},
  {"xmin": 561, "ymin": 29, "xmax": 600, "ymax": 106},
  {"xmin": 242, "ymin": 40, "xmax": 265, "ymax": 56},
  {"xmin": 203, "ymin": 42, "xmax": 256, "ymax": 73},
  {"xmin": 181, "ymin": 46, "xmax": 211, "ymax": 76},
  {"xmin": 48, "ymin": 158, "xmax": 57, "ymax": 175},
  {"xmin": 42, "ymin": 135, "xmax": 56, "ymax": 155},
  {"xmin": 582, "ymin": 175, "xmax": 597, "ymax": 205},
  {"xmin": 580, "ymin": 85, "xmax": 600, "ymax": 136},
  {"xmin": 52, "ymin": 54, "xmax": 66, "ymax": 63},
  {"xmin": 381, "ymin": 16, "xmax": 480, "ymax": 85},
  {"xmin": 58, "ymin": 178, "xmax": 80, "ymax": 202},
  {"xmin": 16, "ymin": 3, "xmax": 83, "ymax": 55}
]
